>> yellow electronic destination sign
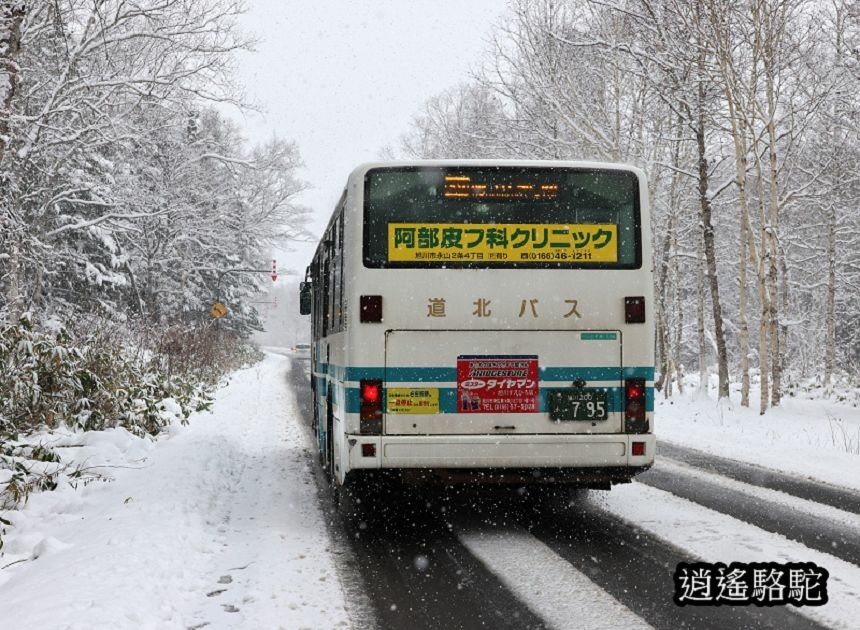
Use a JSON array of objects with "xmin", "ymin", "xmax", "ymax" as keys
[
  {"xmin": 388, "ymin": 223, "xmax": 618, "ymax": 263},
  {"xmin": 442, "ymin": 175, "xmax": 560, "ymax": 201}
]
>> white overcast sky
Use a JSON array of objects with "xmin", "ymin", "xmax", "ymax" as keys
[{"xmin": 232, "ymin": 0, "xmax": 506, "ymax": 275}]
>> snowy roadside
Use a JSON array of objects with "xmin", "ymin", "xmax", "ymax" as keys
[
  {"xmin": 0, "ymin": 353, "xmax": 349, "ymax": 630},
  {"xmin": 655, "ymin": 385, "xmax": 860, "ymax": 492}
]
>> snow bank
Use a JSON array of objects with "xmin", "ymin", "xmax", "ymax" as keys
[
  {"xmin": 656, "ymin": 384, "xmax": 860, "ymax": 491},
  {"xmin": 0, "ymin": 354, "xmax": 349, "ymax": 629}
]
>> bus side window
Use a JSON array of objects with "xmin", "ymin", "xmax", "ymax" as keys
[
  {"xmin": 336, "ymin": 209, "xmax": 345, "ymax": 331},
  {"xmin": 321, "ymin": 256, "xmax": 330, "ymax": 337},
  {"xmin": 331, "ymin": 216, "xmax": 341, "ymax": 332},
  {"xmin": 328, "ymin": 238, "xmax": 335, "ymax": 334},
  {"xmin": 311, "ymin": 260, "xmax": 321, "ymax": 339},
  {"xmin": 299, "ymin": 281, "xmax": 312, "ymax": 315}
]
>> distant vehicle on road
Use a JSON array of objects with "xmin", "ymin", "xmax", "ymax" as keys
[
  {"xmin": 293, "ymin": 343, "xmax": 311, "ymax": 359},
  {"xmin": 300, "ymin": 160, "xmax": 655, "ymax": 493}
]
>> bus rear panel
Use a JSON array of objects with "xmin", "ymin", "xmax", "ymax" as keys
[{"xmin": 305, "ymin": 161, "xmax": 654, "ymax": 489}]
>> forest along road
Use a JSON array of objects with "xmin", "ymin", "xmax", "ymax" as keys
[{"xmin": 287, "ymin": 358, "xmax": 860, "ymax": 630}]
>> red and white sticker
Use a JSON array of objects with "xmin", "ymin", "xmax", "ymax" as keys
[{"xmin": 456, "ymin": 355, "xmax": 539, "ymax": 413}]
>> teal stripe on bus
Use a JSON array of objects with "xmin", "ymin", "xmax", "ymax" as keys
[
  {"xmin": 624, "ymin": 366, "xmax": 655, "ymax": 380},
  {"xmin": 345, "ymin": 386, "xmax": 654, "ymax": 414},
  {"xmin": 322, "ymin": 362, "xmax": 655, "ymax": 414},
  {"xmin": 339, "ymin": 365, "xmax": 655, "ymax": 383},
  {"xmin": 540, "ymin": 367, "xmax": 655, "ymax": 381},
  {"xmin": 345, "ymin": 367, "xmax": 454, "ymax": 381}
]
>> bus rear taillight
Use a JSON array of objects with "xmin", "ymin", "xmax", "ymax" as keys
[
  {"xmin": 361, "ymin": 380, "xmax": 380, "ymax": 404},
  {"xmin": 360, "ymin": 379, "xmax": 382, "ymax": 434},
  {"xmin": 360, "ymin": 295, "xmax": 383, "ymax": 323},
  {"xmin": 625, "ymin": 296, "xmax": 646, "ymax": 323},
  {"xmin": 625, "ymin": 378, "xmax": 648, "ymax": 433}
]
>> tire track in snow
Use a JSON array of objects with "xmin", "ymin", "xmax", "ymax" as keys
[
  {"xmin": 521, "ymin": 491, "xmax": 823, "ymax": 630},
  {"xmin": 657, "ymin": 442, "xmax": 860, "ymax": 515},
  {"xmin": 459, "ymin": 526, "xmax": 651, "ymax": 630},
  {"xmin": 639, "ymin": 458, "xmax": 860, "ymax": 566},
  {"xmin": 330, "ymin": 488, "xmax": 552, "ymax": 630},
  {"xmin": 598, "ymin": 483, "xmax": 859, "ymax": 630}
]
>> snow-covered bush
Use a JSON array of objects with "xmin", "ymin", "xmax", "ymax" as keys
[
  {"xmin": 154, "ymin": 325, "xmax": 263, "ymax": 388},
  {"xmin": 0, "ymin": 315, "xmax": 209, "ymax": 437},
  {"xmin": 0, "ymin": 315, "xmax": 259, "ymax": 535}
]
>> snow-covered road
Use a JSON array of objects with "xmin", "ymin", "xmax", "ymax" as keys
[{"xmin": 2, "ymin": 353, "xmax": 859, "ymax": 630}]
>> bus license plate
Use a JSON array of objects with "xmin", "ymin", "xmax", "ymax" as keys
[{"xmin": 549, "ymin": 389, "xmax": 608, "ymax": 422}]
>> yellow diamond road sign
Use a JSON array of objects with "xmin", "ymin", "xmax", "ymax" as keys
[{"xmin": 211, "ymin": 302, "xmax": 227, "ymax": 319}]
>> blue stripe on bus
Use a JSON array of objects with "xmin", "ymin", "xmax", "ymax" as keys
[
  {"xmin": 317, "ymin": 363, "xmax": 654, "ymax": 412},
  {"xmin": 336, "ymin": 365, "xmax": 655, "ymax": 383},
  {"xmin": 544, "ymin": 366, "xmax": 655, "ymax": 381},
  {"xmin": 345, "ymin": 366, "xmax": 453, "ymax": 381},
  {"xmin": 344, "ymin": 385, "xmax": 654, "ymax": 414},
  {"xmin": 319, "ymin": 364, "xmax": 654, "ymax": 380}
]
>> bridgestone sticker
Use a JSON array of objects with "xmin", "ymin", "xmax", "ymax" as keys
[{"xmin": 457, "ymin": 355, "xmax": 539, "ymax": 413}]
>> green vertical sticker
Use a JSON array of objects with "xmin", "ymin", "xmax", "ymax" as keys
[{"xmin": 581, "ymin": 332, "xmax": 618, "ymax": 341}]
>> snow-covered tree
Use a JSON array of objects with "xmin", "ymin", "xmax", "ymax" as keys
[
  {"xmin": 0, "ymin": 1, "xmax": 311, "ymax": 336},
  {"xmin": 393, "ymin": 0, "xmax": 860, "ymax": 406}
]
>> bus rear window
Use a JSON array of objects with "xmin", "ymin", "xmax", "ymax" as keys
[{"xmin": 363, "ymin": 167, "xmax": 641, "ymax": 268}]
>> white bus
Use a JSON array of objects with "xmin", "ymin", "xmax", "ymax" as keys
[{"xmin": 300, "ymin": 160, "xmax": 654, "ymax": 493}]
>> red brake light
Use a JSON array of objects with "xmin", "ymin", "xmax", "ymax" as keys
[
  {"xmin": 626, "ymin": 382, "xmax": 645, "ymax": 402},
  {"xmin": 625, "ymin": 378, "xmax": 648, "ymax": 434},
  {"xmin": 361, "ymin": 381, "xmax": 380, "ymax": 404},
  {"xmin": 360, "ymin": 379, "xmax": 383, "ymax": 434},
  {"xmin": 631, "ymin": 441, "xmax": 645, "ymax": 456}
]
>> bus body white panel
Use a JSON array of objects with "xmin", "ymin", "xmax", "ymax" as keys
[
  {"xmin": 346, "ymin": 434, "xmax": 655, "ymax": 470},
  {"xmin": 384, "ymin": 329, "xmax": 623, "ymax": 435}
]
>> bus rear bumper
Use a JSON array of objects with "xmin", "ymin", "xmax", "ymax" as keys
[{"xmin": 346, "ymin": 433, "xmax": 655, "ymax": 474}]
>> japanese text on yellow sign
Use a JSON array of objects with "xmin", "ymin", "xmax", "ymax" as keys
[
  {"xmin": 386, "ymin": 388, "xmax": 440, "ymax": 414},
  {"xmin": 388, "ymin": 223, "xmax": 617, "ymax": 263}
]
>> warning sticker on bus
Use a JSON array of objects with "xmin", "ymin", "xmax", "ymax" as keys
[
  {"xmin": 388, "ymin": 223, "xmax": 618, "ymax": 263},
  {"xmin": 386, "ymin": 388, "xmax": 440, "ymax": 414},
  {"xmin": 457, "ymin": 355, "xmax": 539, "ymax": 414}
]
